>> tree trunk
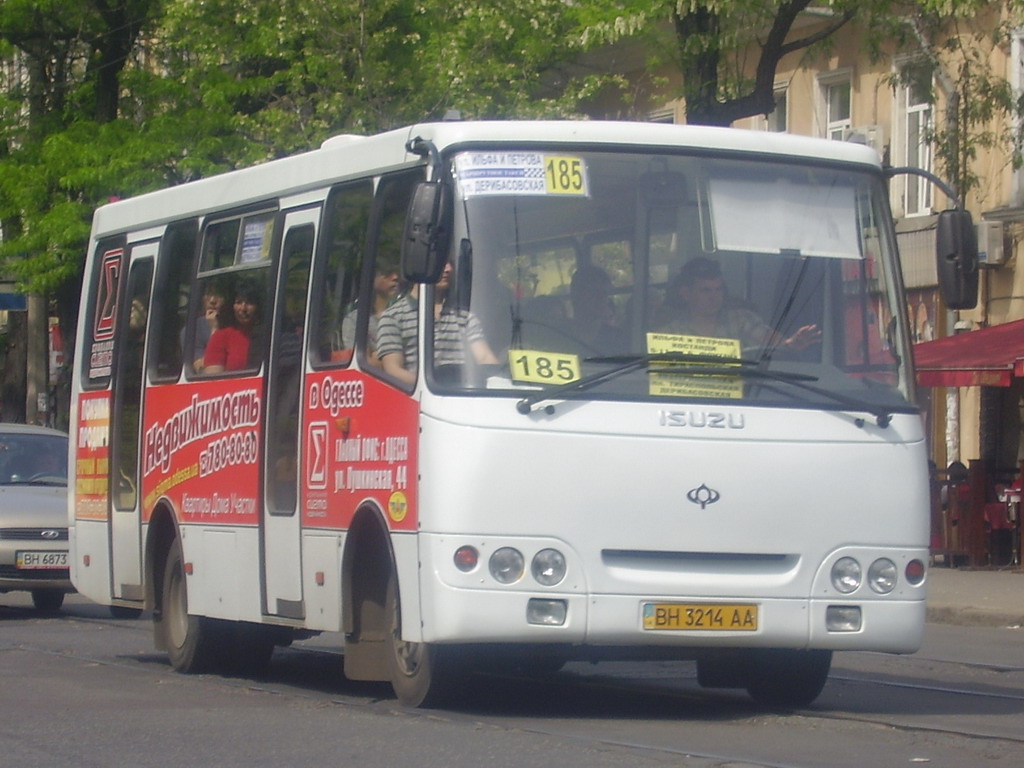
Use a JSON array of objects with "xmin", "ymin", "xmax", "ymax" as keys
[{"xmin": 1, "ymin": 310, "xmax": 28, "ymax": 423}]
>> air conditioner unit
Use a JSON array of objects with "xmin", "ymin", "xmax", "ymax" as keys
[
  {"xmin": 844, "ymin": 125, "xmax": 885, "ymax": 156},
  {"xmin": 976, "ymin": 220, "xmax": 1005, "ymax": 266}
]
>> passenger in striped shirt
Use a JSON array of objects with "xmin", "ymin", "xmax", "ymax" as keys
[{"xmin": 377, "ymin": 262, "xmax": 498, "ymax": 386}]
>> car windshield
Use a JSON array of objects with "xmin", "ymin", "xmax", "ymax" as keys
[
  {"xmin": 427, "ymin": 148, "xmax": 914, "ymax": 416},
  {"xmin": 0, "ymin": 433, "xmax": 69, "ymax": 486}
]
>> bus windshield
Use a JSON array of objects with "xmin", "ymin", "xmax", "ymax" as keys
[{"xmin": 433, "ymin": 148, "xmax": 913, "ymax": 416}]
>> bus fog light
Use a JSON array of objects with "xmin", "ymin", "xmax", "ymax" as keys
[
  {"xmin": 527, "ymin": 598, "xmax": 567, "ymax": 626},
  {"xmin": 453, "ymin": 546, "xmax": 479, "ymax": 572},
  {"xmin": 831, "ymin": 557, "xmax": 862, "ymax": 593},
  {"xmin": 868, "ymin": 558, "xmax": 897, "ymax": 594},
  {"xmin": 826, "ymin": 605, "xmax": 862, "ymax": 631},
  {"xmin": 489, "ymin": 547, "xmax": 524, "ymax": 584},
  {"xmin": 531, "ymin": 549, "xmax": 566, "ymax": 586}
]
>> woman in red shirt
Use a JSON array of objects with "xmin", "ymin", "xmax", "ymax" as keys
[{"xmin": 204, "ymin": 279, "xmax": 262, "ymax": 373}]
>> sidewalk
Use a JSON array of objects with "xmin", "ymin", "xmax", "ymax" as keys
[{"xmin": 927, "ymin": 566, "xmax": 1024, "ymax": 628}]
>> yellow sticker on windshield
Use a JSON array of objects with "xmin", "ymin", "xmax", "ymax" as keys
[
  {"xmin": 509, "ymin": 349, "xmax": 581, "ymax": 384},
  {"xmin": 649, "ymin": 373, "xmax": 743, "ymax": 399},
  {"xmin": 646, "ymin": 332, "xmax": 741, "ymax": 359},
  {"xmin": 646, "ymin": 332, "xmax": 743, "ymax": 399},
  {"xmin": 544, "ymin": 156, "xmax": 588, "ymax": 195}
]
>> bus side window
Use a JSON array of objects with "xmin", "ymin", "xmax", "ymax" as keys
[
  {"xmin": 367, "ymin": 172, "xmax": 422, "ymax": 387},
  {"xmin": 151, "ymin": 220, "xmax": 198, "ymax": 381},
  {"xmin": 310, "ymin": 180, "xmax": 373, "ymax": 365},
  {"xmin": 195, "ymin": 210, "xmax": 276, "ymax": 376}
]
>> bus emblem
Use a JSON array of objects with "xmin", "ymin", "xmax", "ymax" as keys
[{"xmin": 686, "ymin": 484, "xmax": 720, "ymax": 509}]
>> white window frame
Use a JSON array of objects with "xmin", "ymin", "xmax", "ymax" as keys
[
  {"xmin": 817, "ymin": 69, "xmax": 853, "ymax": 140},
  {"xmin": 893, "ymin": 57, "xmax": 935, "ymax": 217}
]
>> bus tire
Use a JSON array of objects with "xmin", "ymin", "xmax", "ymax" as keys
[
  {"xmin": 161, "ymin": 537, "xmax": 226, "ymax": 674},
  {"xmin": 385, "ymin": 575, "xmax": 457, "ymax": 708},
  {"xmin": 745, "ymin": 649, "xmax": 832, "ymax": 709}
]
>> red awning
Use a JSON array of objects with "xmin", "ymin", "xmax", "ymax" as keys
[{"xmin": 913, "ymin": 318, "xmax": 1024, "ymax": 387}]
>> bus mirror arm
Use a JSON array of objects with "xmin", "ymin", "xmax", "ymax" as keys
[{"xmin": 885, "ymin": 166, "xmax": 978, "ymax": 311}]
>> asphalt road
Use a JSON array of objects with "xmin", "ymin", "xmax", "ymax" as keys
[{"xmin": 2, "ymin": 593, "xmax": 1023, "ymax": 768}]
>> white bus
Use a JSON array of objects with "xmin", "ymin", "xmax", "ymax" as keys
[{"xmin": 69, "ymin": 120, "xmax": 977, "ymax": 708}]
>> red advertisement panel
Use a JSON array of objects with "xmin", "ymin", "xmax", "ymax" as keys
[
  {"xmin": 302, "ymin": 371, "xmax": 419, "ymax": 531},
  {"xmin": 75, "ymin": 391, "xmax": 112, "ymax": 520},
  {"xmin": 141, "ymin": 378, "xmax": 264, "ymax": 526}
]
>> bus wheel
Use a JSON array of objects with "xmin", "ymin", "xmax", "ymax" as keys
[
  {"xmin": 745, "ymin": 649, "xmax": 832, "ymax": 709},
  {"xmin": 31, "ymin": 589, "xmax": 64, "ymax": 612},
  {"xmin": 385, "ymin": 576, "xmax": 456, "ymax": 708},
  {"xmin": 162, "ymin": 537, "xmax": 225, "ymax": 673}
]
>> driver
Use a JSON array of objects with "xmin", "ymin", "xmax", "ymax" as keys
[{"xmin": 656, "ymin": 257, "xmax": 820, "ymax": 352}]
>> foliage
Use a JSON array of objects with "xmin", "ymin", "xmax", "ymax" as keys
[
  {"xmin": 883, "ymin": 1, "xmax": 1024, "ymax": 200},
  {"xmin": 2, "ymin": 0, "xmax": 1024, "ymax": 307}
]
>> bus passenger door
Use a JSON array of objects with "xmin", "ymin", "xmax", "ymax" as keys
[
  {"xmin": 262, "ymin": 207, "xmax": 318, "ymax": 618},
  {"xmin": 110, "ymin": 247, "xmax": 155, "ymax": 602}
]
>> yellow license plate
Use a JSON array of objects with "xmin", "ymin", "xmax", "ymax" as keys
[{"xmin": 643, "ymin": 603, "xmax": 758, "ymax": 631}]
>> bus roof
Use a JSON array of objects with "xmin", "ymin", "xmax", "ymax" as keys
[{"xmin": 90, "ymin": 120, "xmax": 883, "ymax": 239}]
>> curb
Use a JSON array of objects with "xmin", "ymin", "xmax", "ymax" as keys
[{"xmin": 926, "ymin": 606, "xmax": 1024, "ymax": 629}]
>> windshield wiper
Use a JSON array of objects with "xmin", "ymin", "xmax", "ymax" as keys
[
  {"xmin": 515, "ymin": 353, "xmax": 766, "ymax": 414},
  {"xmin": 732, "ymin": 368, "xmax": 895, "ymax": 428},
  {"xmin": 515, "ymin": 353, "xmax": 894, "ymax": 427}
]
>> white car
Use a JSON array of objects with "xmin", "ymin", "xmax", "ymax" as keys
[{"xmin": 0, "ymin": 423, "xmax": 72, "ymax": 611}]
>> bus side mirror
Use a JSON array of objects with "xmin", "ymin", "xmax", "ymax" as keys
[
  {"xmin": 936, "ymin": 209, "xmax": 979, "ymax": 310},
  {"xmin": 401, "ymin": 181, "xmax": 451, "ymax": 283}
]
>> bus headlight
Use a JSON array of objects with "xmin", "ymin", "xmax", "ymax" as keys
[
  {"xmin": 831, "ymin": 557, "xmax": 862, "ymax": 593},
  {"xmin": 868, "ymin": 558, "xmax": 897, "ymax": 594},
  {"xmin": 531, "ymin": 549, "xmax": 566, "ymax": 586},
  {"xmin": 489, "ymin": 547, "xmax": 524, "ymax": 584}
]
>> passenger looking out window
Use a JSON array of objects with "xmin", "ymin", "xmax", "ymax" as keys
[
  {"xmin": 204, "ymin": 277, "xmax": 264, "ymax": 373},
  {"xmin": 188, "ymin": 278, "xmax": 231, "ymax": 373}
]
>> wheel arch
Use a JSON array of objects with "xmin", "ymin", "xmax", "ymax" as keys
[
  {"xmin": 341, "ymin": 501, "xmax": 402, "ymax": 681},
  {"xmin": 145, "ymin": 499, "xmax": 180, "ymax": 649}
]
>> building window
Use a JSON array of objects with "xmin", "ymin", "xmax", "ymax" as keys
[
  {"xmin": 647, "ymin": 108, "xmax": 675, "ymax": 124},
  {"xmin": 763, "ymin": 86, "xmax": 788, "ymax": 132},
  {"xmin": 825, "ymin": 80, "xmax": 852, "ymax": 140},
  {"xmin": 894, "ymin": 59, "xmax": 935, "ymax": 217}
]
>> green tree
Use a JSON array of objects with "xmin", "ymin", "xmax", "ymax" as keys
[{"xmin": 884, "ymin": 2, "xmax": 1024, "ymax": 201}]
